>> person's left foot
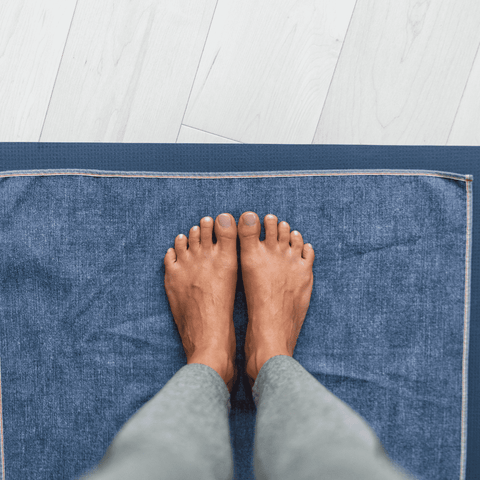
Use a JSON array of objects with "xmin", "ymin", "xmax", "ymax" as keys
[{"xmin": 164, "ymin": 214, "xmax": 238, "ymax": 393}]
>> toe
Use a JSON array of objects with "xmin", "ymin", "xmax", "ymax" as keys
[
  {"xmin": 164, "ymin": 247, "xmax": 177, "ymax": 266},
  {"xmin": 238, "ymin": 212, "xmax": 261, "ymax": 248},
  {"xmin": 200, "ymin": 216, "xmax": 214, "ymax": 247},
  {"xmin": 188, "ymin": 225, "xmax": 200, "ymax": 252},
  {"xmin": 303, "ymin": 243, "xmax": 315, "ymax": 265},
  {"xmin": 215, "ymin": 213, "xmax": 237, "ymax": 252},
  {"xmin": 278, "ymin": 221, "xmax": 290, "ymax": 248},
  {"xmin": 174, "ymin": 234, "xmax": 188, "ymax": 258},
  {"xmin": 290, "ymin": 230, "xmax": 303, "ymax": 255},
  {"xmin": 264, "ymin": 214, "xmax": 278, "ymax": 247}
]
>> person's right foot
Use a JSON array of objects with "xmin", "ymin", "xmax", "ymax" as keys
[{"xmin": 238, "ymin": 212, "xmax": 315, "ymax": 387}]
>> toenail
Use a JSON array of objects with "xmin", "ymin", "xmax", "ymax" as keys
[
  {"xmin": 219, "ymin": 214, "xmax": 231, "ymax": 227},
  {"xmin": 244, "ymin": 213, "xmax": 256, "ymax": 226}
]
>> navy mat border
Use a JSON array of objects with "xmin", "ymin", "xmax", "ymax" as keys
[{"xmin": 0, "ymin": 142, "xmax": 478, "ymax": 480}]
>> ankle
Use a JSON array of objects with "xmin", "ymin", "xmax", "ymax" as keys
[
  {"xmin": 247, "ymin": 347, "xmax": 291, "ymax": 383},
  {"xmin": 188, "ymin": 351, "xmax": 234, "ymax": 386}
]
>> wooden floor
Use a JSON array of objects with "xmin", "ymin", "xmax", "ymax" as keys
[{"xmin": 1, "ymin": 0, "xmax": 479, "ymax": 145}]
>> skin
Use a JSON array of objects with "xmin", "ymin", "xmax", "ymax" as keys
[{"xmin": 164, "ymin": 211, "xmax": 315, "ymax": 393}]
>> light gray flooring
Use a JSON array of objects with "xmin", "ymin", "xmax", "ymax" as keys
[{"xmin": 1, "ymin": 0, "xmax": 479, "ymax": 144}]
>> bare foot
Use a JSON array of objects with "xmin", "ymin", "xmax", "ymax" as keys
[
  {"xmin": 238, "ymin": 212, "xmax": 315, "ymax": 387},
  {"xmin": 164, "ymin": 213, "xmax": 238, "ymax": 393}
]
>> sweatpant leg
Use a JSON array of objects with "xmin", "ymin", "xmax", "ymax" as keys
[
  {"xmin": 252, "ymin": 355, "xmax": 417, "ymax": 480},
  {"xmin": 78, "ymin": 363, "xmax": 234, "ymax": 480}
]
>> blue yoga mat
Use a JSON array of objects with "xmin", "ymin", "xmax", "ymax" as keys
[{"xmin": 0, "ymin": 143, "xmax": 477, "ymax": 480}]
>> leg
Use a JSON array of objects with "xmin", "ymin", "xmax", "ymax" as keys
[
  {"xmin": 252, "ymin": 355, "xmax": 416, "ymax": 480},
  {"xmin": 80, "ymin": 212, "xmax": 240, "ymax": 479},
  {"xmin": 79, "ymin": 363, "xmax": 233, "ymax": 480},
  {"xmin": 237, "ymin": 212, "xmax": 417, "ymax": 480}
]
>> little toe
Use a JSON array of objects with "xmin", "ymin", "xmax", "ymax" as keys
[
  {"xmin": 290, "ymin": 230, "xmax": 304, "ymax": 255},
  {"xmin": 215, "ymin": 213, "xmax": 237, "ymax": 252},
  {"xmin": 200, "ymin": 216, "xmax": 214, "ymax": 247},
  {"xmin": 303, "ymin": 243, "xmax": 315, "ymax": 265},
  {"xmin": 164, "ymin": 247, "xmax": 177, "ymax": 266},
  {"xmin": 188, "ymin": 225, "xmax": 200, "ymax": 252},
  {"xmin": 174, "ymin": 234, "xmax": 188, "ymax": 258},
  {"xmin": 278, "ymin": 221, "xmax": 291, "ymax": 249}
]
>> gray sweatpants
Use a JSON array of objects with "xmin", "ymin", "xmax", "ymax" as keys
[{"xmin": 78, "ymin": 355, "xmax": 416, "ymax": 480}]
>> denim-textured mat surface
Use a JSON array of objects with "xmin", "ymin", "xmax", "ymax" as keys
[{"xmin": 0, "ymin": 143, "xmax": 477, "ymax": 480}]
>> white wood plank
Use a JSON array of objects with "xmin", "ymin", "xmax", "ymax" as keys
[
  {"xmin": 0, "ymin": 0, "xmax": 76, "ymax": 141},
  {"xmin": 41, "ymin": 0, "xmax": 216, "ymax": 142},
  {"xmin": 183, "ymin": 0, "xmax": 356, "ymax": 144},
  {"xmin": 448, "ymin": 47, "xmax": 480, "ymax": 146},
  {"xmin": 314, "ymin": 0, "xmax": 480, "ymax": 145},
  {"xmin": 177, "ymin": 125, "xmax": 239, "ymax": 143}
]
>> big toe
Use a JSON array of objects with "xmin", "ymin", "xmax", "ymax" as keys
[
  {"xmin": 238, "ymin": 212, "xmax": 261, "ymax": 247},
  {"xmin": 214, "ymin": 213, "xmax": 237, "ymax": 251}
]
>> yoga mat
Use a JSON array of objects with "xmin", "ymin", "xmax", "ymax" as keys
[{"xmin": 0, "ymin": 143, "xmax": 477, "ymax": 480}]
